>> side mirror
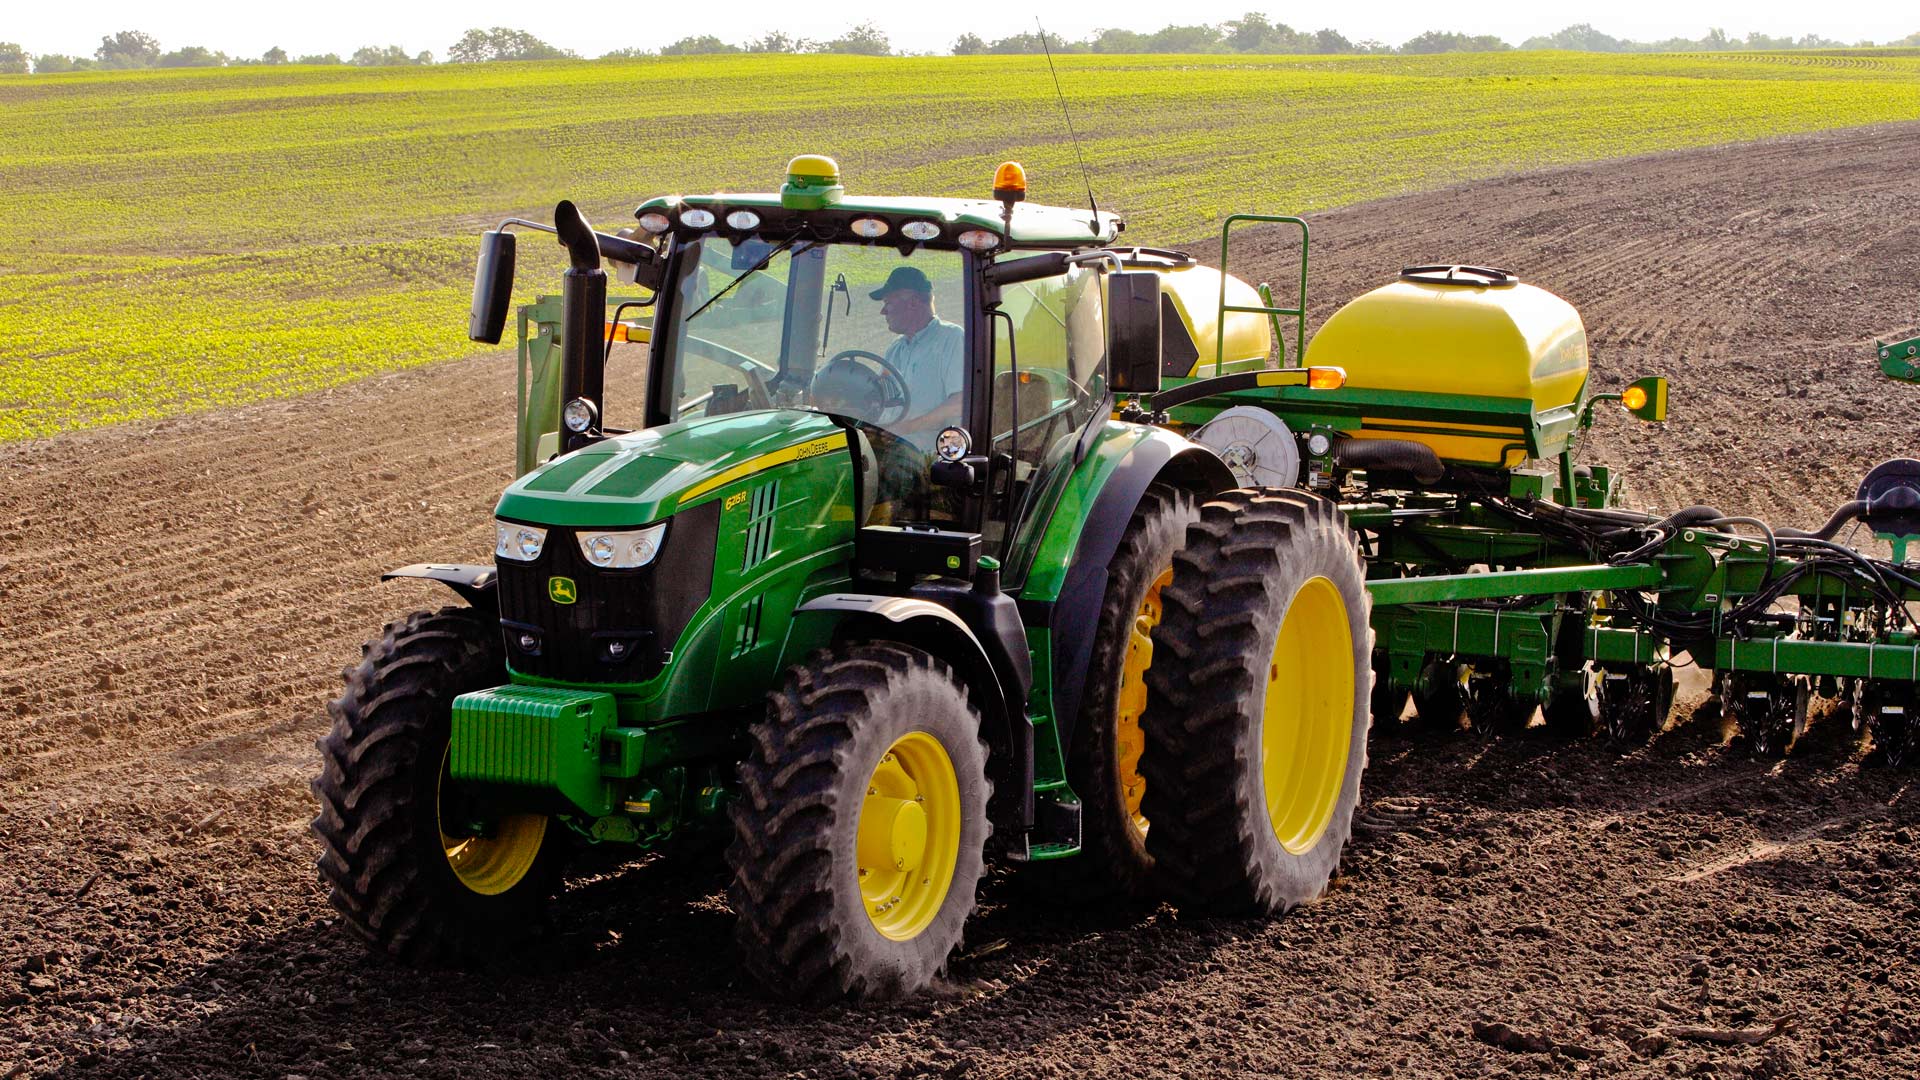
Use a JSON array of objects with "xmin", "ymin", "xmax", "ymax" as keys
[
  {"xmin": 1623, "ymin": 376, "xmax": 1668, "ymax": 422},
  {"xmin": 1107, "ymin": 271, "xmax": 1162, "ymax": 395},
  {"xmin": 468, "ymin": 229, "xmax": 516, "ymax": 344},
  {"xmin": 608, "ymin": 229, "xmax": 663, "ymax": 291},
  {"xmin": 983, "ymin": 251, "xmax": 1069, "ymax": 288}
]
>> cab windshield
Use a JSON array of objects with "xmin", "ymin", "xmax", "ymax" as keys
[{"xmin": 657, "ymin": 236, "xmax": 969, "ymax": 522}]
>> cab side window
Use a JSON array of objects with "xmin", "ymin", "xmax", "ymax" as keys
[
  {"xmin": 986, "ymin": 263, "xmax": 1108, "ymax": 580},
  {"xmin": 990, "ymin": 264, "xmax": 1105, "ymax": 460}
]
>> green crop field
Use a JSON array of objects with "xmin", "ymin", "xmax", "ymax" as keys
[{"xmin": 4, "ymin": 50, "xmax": 1920, "ymax": 441}]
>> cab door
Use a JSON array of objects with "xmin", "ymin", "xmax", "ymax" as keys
[{"xmin": 978, "ymin": 260, "xmax": 1110, "ymax": 588}]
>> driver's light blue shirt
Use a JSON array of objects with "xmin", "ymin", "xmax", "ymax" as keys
[{"xmin": 883, "ymin": 318, "xmax": 964, "ymax": 450}]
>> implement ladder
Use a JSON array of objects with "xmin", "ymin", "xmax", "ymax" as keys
[{"xmin": 1215, "ymin": 213, "xmax": 1310, "ymax": 374}]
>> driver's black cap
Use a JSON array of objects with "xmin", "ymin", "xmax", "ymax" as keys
[{"xmin": 869, "ymin": 266, "xmax": 933, "ymax": 301}]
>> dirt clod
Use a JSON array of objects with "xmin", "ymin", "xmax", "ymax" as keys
[{"xmin": 1474, "ymin": 1020, "xmax": 1554, "ymax": 1053}]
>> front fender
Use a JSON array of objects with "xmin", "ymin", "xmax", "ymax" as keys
[
  {"xmin": 382, "ymin": 563, "xmax": 497, "ymax": 611},
  {"xmin": 796, "ymin": 592, "xmax": 1033, "ymax": 831}
]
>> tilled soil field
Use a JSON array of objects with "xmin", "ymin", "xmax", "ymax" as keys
[{"xmin": 5, "ymin": 123, "xmax": 1920, "ymax": 1079}]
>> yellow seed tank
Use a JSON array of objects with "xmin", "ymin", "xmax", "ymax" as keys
[{"xmin": 1302, "ymin": 275, "xmax": 1590, "ymax": 467}]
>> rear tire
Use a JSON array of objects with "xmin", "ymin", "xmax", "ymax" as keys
[
  {"xmin": 311, "ymin": 606, "xmax": 562, "ymax": 966},
  {"xmin": 1025, "ymin": 483, "xmax": 1198, "ymax": 902},
  {"xmin": 1141, "ymin": 489, "xmax": 1373, "ymax": 914},
  {"xmin": 728, "ymin": 643, "xmax": 990, "ymax": 1000}
]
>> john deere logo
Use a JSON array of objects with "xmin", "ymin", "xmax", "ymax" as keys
[{"xmin": 547, "ymin": 576, "xmax": 578, "ymax": 605}]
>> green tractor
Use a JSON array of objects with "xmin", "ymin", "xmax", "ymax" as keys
[{"xmin": 309, "ymin": 156, "xmax": 1375, "ymax": 997}]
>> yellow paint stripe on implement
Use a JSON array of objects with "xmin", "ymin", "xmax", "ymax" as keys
[{"xmin": 677, "ymin": 433, "xmax": 848, "ymax": 506}]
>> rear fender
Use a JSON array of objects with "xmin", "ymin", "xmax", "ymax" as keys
[
  {"xmin": 1026, "ymin": 429, "xmax": 1235, "ymax": 756},
  {"xmin": 382, "ymin": 563, "xmax": 498, "ymax": 611}
]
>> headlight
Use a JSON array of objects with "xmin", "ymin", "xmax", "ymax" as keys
[
  {"xmin": 901, "ymin": 221, "xmax": 940, "ymax": 241},
  {"xmin": 562, "ymin": 397, "xmax": 598, "ymax": 434},
  {"xmin": 495, "ymin": 521, "xmax": 549, "ymax": 562},
  {"xmin": 577, "ymin": 523, "xmax": 667, "ymax": 569},
  {"xmin": 849, "ymin": 217, "xmax": 889, "ymax": 238},
  {"xmin": 638, "ymin": 212, "xmax": 671, "ymax": 234},
  {"xmin": 680, "ymin": 208, "xmax": 715, "ymax": 229},
  {"xmin": 726, "ymin": 210, "xmax": 762, "ymax": 230}
]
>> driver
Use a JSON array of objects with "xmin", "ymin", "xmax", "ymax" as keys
[{"xmin": 871, "ymin": 266, "xmax": 963, "ymax": 451}]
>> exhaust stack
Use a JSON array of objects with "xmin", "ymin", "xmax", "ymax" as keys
[{"xmin": 555, "ymin": 200, "xmax": 606, "ymax": 439}]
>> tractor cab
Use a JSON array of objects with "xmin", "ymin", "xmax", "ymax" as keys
[{"xmin": 490, "ymin": 156, "xmax": 1162, "ymax": 589}]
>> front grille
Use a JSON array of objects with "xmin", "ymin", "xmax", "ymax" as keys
[{"xmin": 495, "ymin": 500, "xmax": 720, "ymax": 684}]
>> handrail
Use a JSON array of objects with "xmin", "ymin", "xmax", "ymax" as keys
[{"xmin": 1216, "ymin": 214, "xmax": 1309, "ymax": 374}]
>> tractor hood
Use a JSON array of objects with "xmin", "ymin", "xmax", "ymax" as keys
[{"xmin": 494, "ymin": 410, "xmax": 847, "ymax": 528}]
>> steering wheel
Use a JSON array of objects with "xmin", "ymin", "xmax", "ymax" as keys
[{"xmin": 823, "ymin": 349, "xmax": 912, "ymax": 425}]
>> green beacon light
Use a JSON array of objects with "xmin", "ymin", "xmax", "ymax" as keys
[{"xmin": 780, "ymin": 154, "xmax": 844, "ymax": 210}]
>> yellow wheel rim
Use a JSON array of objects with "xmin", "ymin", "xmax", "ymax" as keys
[
  {"xmin": 437, "ymin": 748, "xmax": 546, "ymax": 896},
  {"xmin": 857, "ymin": 732, "xmax": 961, "ymax": 941},
  {"xmin": 1115, "ymin": 567, "xmax": 1172, "ymax": 838},
  {"xmin": 1261, "ymin": 576, "xmax": 1356, "ymax": 856}
]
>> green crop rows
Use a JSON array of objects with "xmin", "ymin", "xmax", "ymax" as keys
[{"xmin": 4, "ymin": 50, "xmax": 1919, "ymax": 440}]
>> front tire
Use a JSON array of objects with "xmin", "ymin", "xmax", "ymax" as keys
[
  {"xmin": 728, "ymin": 643, "xmax": 991, "ymax": 1000},
  {"xmin": 1142, "ymin": 489, "xmax": 1373, "ymax": 914},
  {"xmin": 311, "ymin": 606, "xmax": 562, "ymax": 966}
]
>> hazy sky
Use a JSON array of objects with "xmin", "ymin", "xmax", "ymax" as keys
[{"xmin": 10, "ymin": 1, "xmax": 1915, "ymax": 58}]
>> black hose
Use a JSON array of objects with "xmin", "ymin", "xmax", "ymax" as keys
[
  {"xmin": 1654, "ymin": 505, "xmax": 1727, "ymax": 531},
  {"xmin": 1333, "ymin": 438, "xmax": 1445, "ymax": 484},
  {"xmin": 1707, "ymin": 516, "xmax": 1779, "ymax": 593},
  {"xmin": 1776, "ymin": 500, "xmax": 1867, "ymax": 541}
]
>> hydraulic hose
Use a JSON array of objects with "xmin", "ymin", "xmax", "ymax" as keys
[
  {"xmin": 1776, "ymin": 500, "xmax": 1867, "ymax": 541},
  {"xmin": 1333, "ymin": 438, "xmax": 1445, "ymax": 485},
  {"xmin": 1654, "ymin": 505, "xmax": 1727, "ymax": 531}
]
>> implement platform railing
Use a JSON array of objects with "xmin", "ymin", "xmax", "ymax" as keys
[{"xmin": 1217, "ymin": 214, "xmax": 1309, "ymax": 373}]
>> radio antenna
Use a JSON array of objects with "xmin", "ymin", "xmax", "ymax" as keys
[{"xmin": 1036, "ymin": 20, "xmax": 1101, "ymax": 237}]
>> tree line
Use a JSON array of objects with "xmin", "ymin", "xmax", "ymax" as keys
[
  {"xmin": 2, "ymin": 30, "xmax": 432, "ymax": 72},
  {"xmin": 953, "ymin": 18, "xmax": 1920, "ymax": 56},
  {"xmin": 5, "ymin": 19, "xmax": 1920, "ymax": 74}
]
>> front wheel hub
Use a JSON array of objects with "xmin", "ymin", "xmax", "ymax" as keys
[
  {"xmin": 856, "ymin": 736, "xmax": 960, "ymax": 940},
  {"xmin": 858, "ymin": 794, "xmax": 928, "ymax": 873}
]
